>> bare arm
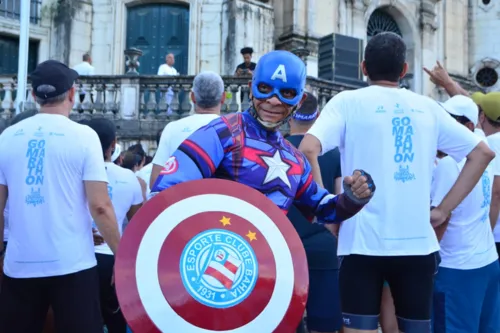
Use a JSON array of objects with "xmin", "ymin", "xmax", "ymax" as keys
[
  {"xmin": 85, "ymin": 181, "xmax": 120, "ymax": 255},
  {"xmin": 137, "ymin": 177, "xmax": 147, "ymax": 202},
  {"xmin": 437, "ymin": 142, "xmax": 495, "ymax": 217},
  {"xmin": 490, "ymin": 176, "xmax": 500, "ymax": 230},
  {"xmin": 299, "ymin": 134, "xmax": 325, "ymax": 187},
  {"xmin": 150, "ymin": 164, "xmax": 163, "ymax": 191},
  {"xmin": 441, "ymin": 80, "xmax": 470, "ymax": 98},
  {"xmin": 126, "ymin": 204, "xmax": 143, "ymax": 221},
  {"xmin": 433, "ymin": 211, "xmax": 450, "ymax": 241}
]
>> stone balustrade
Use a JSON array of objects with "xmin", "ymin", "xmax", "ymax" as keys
[{"xmin": 0, "ymin": 75, "xmax": 359, "ymax": 140}]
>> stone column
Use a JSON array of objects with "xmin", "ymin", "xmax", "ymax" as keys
[
  {"xmin": 275, "ymin": 0, "xmax": 318, "ymax": 76},
  {"xmin": 420, "ymin": 0, "xmax": 439, "ymax": 96},
  {"xmin": 351, "ymin": 0, "xmax": 369, "ymax": 40}
]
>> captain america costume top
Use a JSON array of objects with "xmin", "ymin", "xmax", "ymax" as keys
[
  {"xmin": 151, "ymin": 50, "xmax": 373, "ymax": 223},
  {"xmin": 151, "ymin": 109, "xmax": 366, "ymax": 223}
]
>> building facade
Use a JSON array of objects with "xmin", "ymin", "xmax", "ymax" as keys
[{"xmin": 0, "ymin": 0, "xmax": 497, "ymax": 94}]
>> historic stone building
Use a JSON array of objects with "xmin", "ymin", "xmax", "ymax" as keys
[
  {"xmin": 0, "ymin": 0, "xmax": 498, "ymax": 95},
  {"xmin": 0, "ymin": 0, "xmax": 498, "ymax": 153}
]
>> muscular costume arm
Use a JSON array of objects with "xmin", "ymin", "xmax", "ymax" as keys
[
  {"xmin": 150, "ymin": 125, "xmax": 228, "ymax": 193},
  {"xmin": 294, "ymin": 158, "xmax": 369, "ymax": 224}
]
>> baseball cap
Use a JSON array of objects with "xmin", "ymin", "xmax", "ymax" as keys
[
  {"xmin": 481, "ymin": 92, "xmax": 500, "ymax": 123},
  {"xmin": 87, "ymin": 118, "xmax": 117, "ymax": 153},
  {"xmin": 471, "ymin": 91, "xmax": 485, "ymax": 106},
  {"xmin": 30, "ymin": 60, "xmax": 79, "ymax": 99},
  {"xmin": 442, "ymin": 95, "xmax": 479, "ymax": 127}
]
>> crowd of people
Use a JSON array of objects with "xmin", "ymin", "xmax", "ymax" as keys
[{"xmin": 0, "ymin": 30, "xmax": 498, "ymax": 333}]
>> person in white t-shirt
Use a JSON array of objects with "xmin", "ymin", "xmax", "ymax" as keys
[
  {"xmin": 0, "ymin": 60, "xmax": 121, "ymax": 333},
  {"xmin": 0, "ymin": 110, "xmax": 39, "ymax": 283},
  {"xmin": 73, "ymin": 53, "xmax": 95, "ymax": 103},
  {"xmin": 430, "ymin": 96, "xmax": 499, "ymax": 332},
  {"xmin": 86, "ymin": 118, "xmax": 143, "ymax": 333},
  {"xmin": 299, "ymin": 32, "xmax": 494, "ymax": 333},
  {"xmin": 149, "ymin": 71, "xmax": 224, "ymax": 189},
  {"xmin": 477, "ymin": 92, "xmax": 500, "ymax": 260},
  {"xmin": 158, "ymin": 53, "xmax": 179, "ymax": 115}
]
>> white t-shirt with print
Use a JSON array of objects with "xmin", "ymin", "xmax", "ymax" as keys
[
  {"xmin": 0, "ymin": 113, "xmax": 108, "ymax": 278},
  {"xmin": 152, "ymin": 114, "xmax": 220, "ymax": 169},
  {"xmin": 431, "ymin": 156, "xmax": 498, "ymax": 269},
  {"xmin": 307, "ymin": 85, "xmax": 481, "ymax": 256},
  {"xmin": 487, "ymin": 132, "xmax": 500, "ymax": 242},
  {"xmin": 94, "ymin": 162, "xmax": 143, "ymax": 256}
]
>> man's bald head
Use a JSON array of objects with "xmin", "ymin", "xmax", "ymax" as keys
[{"xmin": 166, "ymin": 53, "xmax": 175, "ymax": 66}]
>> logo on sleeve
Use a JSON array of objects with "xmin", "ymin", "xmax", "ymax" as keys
[{"xmin": 160, "ymin": 156, "xmax": 179, "ymax": 175}]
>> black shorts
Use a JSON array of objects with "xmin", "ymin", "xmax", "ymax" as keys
[
  {"xmin": 496, "ymin": 243, "xmax": 500, "ymax": 258},
  {"xmin": 96, "ymin": 253, "xmax": 127, "ymax": 333},
  {"xmin": 0, "ymin": 266, "xmax": 103, "ymax": 333},
  {"xmin": 339, "ymin": 252, "xmax": 440, "ymax": 332}
]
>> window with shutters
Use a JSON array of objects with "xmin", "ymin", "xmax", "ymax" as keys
[
  {"xmin": 0, "ymin": 34, "xmax": 39, "ymax": 75},
  {"xmin": 367, "ymin": 9, "xmax": 402, "ymax": 39}
]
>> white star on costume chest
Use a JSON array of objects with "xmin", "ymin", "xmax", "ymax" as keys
[{"xmin": 261, "ymin": 150, "xmax": 291, "ymax": 188}]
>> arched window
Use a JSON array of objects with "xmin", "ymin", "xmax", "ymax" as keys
[{"xmin": 367, "ymin": 9, "xmax": 402, "ymax": 39}]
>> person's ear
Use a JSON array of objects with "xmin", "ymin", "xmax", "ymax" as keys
[
  {"xmin": 400, "ymin": 63, "xmax": 408, "ymax": 78},
  {"xmin": 361, "ymin": 61, "xmax": 368, "ymax": 77}
]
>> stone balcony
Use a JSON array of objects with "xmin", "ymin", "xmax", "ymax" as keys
[{"xmin": 0, "ymin": 74, "xmax": 360, "ymax": 153}]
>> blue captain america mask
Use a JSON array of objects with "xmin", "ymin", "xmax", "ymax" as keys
[{"xmin": 251, "ymin": 51, "xmax": 306, "ymax": 107}]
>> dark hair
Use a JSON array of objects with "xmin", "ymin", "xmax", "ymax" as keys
[
  {"xmin": 450, "ymin": 114, "xmax": 472, "ymax": 125},
  {"xmin": 145, "ymin": 155, "xmax": 153, "ymax": 164},
  {"xmin": 241, "ymin": 47, "xmax": 254, "ymax": 55},
  {"xmin": 10, "ymin": 110, "xmax": 38, "ymax": 126},
  {"xmin": 78, "ymin": 119, "xmax": 91, "ymax": 126},
  {"xmin": 293, "ymin": 92, "xmax": 319, "ymax": 126},
  {"xmin": 364, "ymin": 32, "xmax": 406, "ymax": 82},
  {"xmin": 83, "ymin": 53, "xmax": 91, "ymax": 62},
  {"xmin": 86, "ymin": 118, "xmax": 117, "ymax": 160},
  {"xmin": 156, "ymin": 129, "xmax": 162, "ymax": 146},
  {"xmin": 437, "ymin": 151, "xmax": 447, "ymax": 158},
  {"xmin": 127, "ymin": 143, "xmax": 146, "ymax": 159},
  {"xmin": 0, "ymin": 119, "xmax": 8, "ymax": 135},
  {"xmin": 122, "ymin": 151, "xmax": 142, "ymax": 171}
]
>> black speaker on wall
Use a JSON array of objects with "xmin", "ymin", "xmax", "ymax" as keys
[{"xmin": 318, "ymin": 33, "xmax": 367, "ymax": 88}]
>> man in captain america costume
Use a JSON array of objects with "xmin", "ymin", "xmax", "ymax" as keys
[{"xmin": 151, "ymin": 50, "xmax": 376, "ymax": 225}]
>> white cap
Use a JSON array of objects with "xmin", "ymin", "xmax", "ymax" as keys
[
  {"xmin": 111, "ymin": 143, "xmax": 122, "ymax": 162},
  {"xmin": 442, "ymin": 95, "xmax": 479, "ymax": 127}
]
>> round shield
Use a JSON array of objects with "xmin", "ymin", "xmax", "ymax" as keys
[{"xmin": 115, "ymin": 178, "xmax": 308, "ymax": 333}]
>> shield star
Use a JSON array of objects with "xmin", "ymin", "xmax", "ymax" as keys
[{"xmin": 261, "ymin": 150, "xmax": 291, "ymax": 188}]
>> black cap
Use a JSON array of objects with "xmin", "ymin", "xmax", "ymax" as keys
[
  {"xmin": 87, "ymin": 118, "xmax": 117, "ymax": 152},
  {"xmin": 30, "ymin": 60, "xmax": 79, "ymax": 99}
]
